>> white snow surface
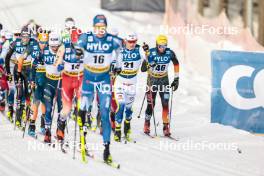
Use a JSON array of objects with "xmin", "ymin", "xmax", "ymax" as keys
[{"xmin": 0, "ymin": 0, "xmax": 264, "ymax": 176}]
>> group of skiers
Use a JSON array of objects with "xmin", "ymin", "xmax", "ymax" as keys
[{"xmin": 0, "ymin": 15, "xmax": 179, "ymax": 164}]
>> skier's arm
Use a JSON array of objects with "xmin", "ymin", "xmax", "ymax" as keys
[
  {"xmin": 0, "ymin": 41, "xmax": 10, "ymax": 63},
  {"xmin": 141, "ymin": 43, "xmax": 150, "ymax": 72},
  {"xmin": 17, "ymin": 46, "xmax": 31, "ymax": 73},
  {"xmin": 5, "ymin": 42, "xmax": 16, "ymax": 74},
  {"xmin": 55, "ymin": 44, "xmax": 65, "ymax": 66},
  {"xmin": 171, "ymin": 50, "xmax": 179, "ymax": 79},
  {"xmin": 170, "ymin": 50, "xmax": 179, "ymax": 91},
  {"xmin": 111, "ymin": 48, "xmax": 122, "ymax": 75},
  {"xmin": 139, "ymin": 47, "xmax": 147, "ymax": 72},
  {"xmin": 111, "ymin": 38, "xmax": 122, "ymax": 75},
  {"xmin": 31, "ymin": 52, "xmax": 40, "ymax": 82}
]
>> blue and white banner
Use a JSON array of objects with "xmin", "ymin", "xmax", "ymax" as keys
[{"xmin": 211, "ymin": 50, "xmax": 264, "ymax": 133}]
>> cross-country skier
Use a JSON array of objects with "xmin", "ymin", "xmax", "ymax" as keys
[
  {"xmin": 43, "ymin": 32, "xmax": 63, "ymax": 143},
  {"xmin": 108, "ymin": 28, "xmax": 124, "ymax": 131},
  {"xmin": 5, "ymin": 27, "xmax": 39, "ymax": 128},
  {"xmin": 28, "ymin": 32, "xmax": 49, "ymax": 136},
  {"xmin": 13, "ymin": 29, "xmax": 21, "ymax": 40},
  {"xmin": 62, "ymin": 17, "xmax": 82, "ymax": 44},
  {"xmin": 0, "ymin": 30, "xmax": 13, "ymax": 116},
  {"xmin": 93, "ymin": 27, "xmax": 124, "ymax": 133},
  {"xmin": 0, "ymin": 58, "xmax": 8, "ymax": 112},
  {"xmin": 113, "ymin": 32, "xmax": 146, "ymax": 142},
  {"xmin": 55, "ymin": 36, "xmax": 84, "ymax": 141},
  {"xmin": 77, "ymin": 14, "xmax": 121, "ymax": 163},
  {"xmin": 141, "ymin": 35, "xmax": 179, "ymax": 136}
]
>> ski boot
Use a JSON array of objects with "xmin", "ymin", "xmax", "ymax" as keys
[
  {"xmin": 114, "ymin": 123, "xmax": 121, "ymax": 142},
  {"xmin": 144, "ymin": 120, "xmax": 150, "ymax": 134},
  {"xmin": 28, "ymin": 119, "xmax": 36, "ymax": 137},
  {"xmin": 56, "ymin": 117, "xmax": 66, "ymax": 141},
  {"xmin": 44, "ymin": 128, "xmax": 51, "ymax": 143},
  {"xmin": 21, "ymin": 106, "xmax": 27, "ymax": 123},
  {"xmin": 40, "ymin": 114, "xmax": 46, "ymax": 135},
  {"xmin": 15, "ymin": 109, "xmax": 22, "ymax": 128},
  {"xmin": 91, "ymin": 116, "xmax": 97, "ymax": 132},
  {"xmin": 84, "ymin": 112, "xmax": 92, "ymax": 130},
  {"xmin": 71, "ymin": 107, "xmax": 78, "ymax": 121},
  {"xmin": 7, "ymin": 105, "xmax": 14, "ymax": 123},
  {"xmin": 163, "ymin": 123, "xmax": 171, "ymax": 136},
  {"xmin": 103, "ymin": 142, "xmax": 112, "ymax": 164},
  {"xmin": 124, "ymin": 119, "xmax": 131, "ymax": 141}
]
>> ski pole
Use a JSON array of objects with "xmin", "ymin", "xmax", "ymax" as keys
[
  {"xmin": 22, "ymin": 82, "xmax": 34, "ymax": 138},
  {"xmin": 169, "ymin": 89, "xmax": 173, "ymax": 129},
  {"xmin": 14, "ymin": 79, "xmax": 22, "ymax": 130},
  {"xmin": 22, "ymin": 105, "xmax": 32, "ymax": 138},
  {"xmin": 149, "ymin": 88, "xmax": 157, "ymax": 136},
  {"xmin": 73, "ymin": 69, "xmax": 80, "ymax": 159},
  {"xmin": 137, "ymin": 93, "xmax": 146, "ymax": 118},
  {"xmin": 72, "ymin": 96, "xmax": 78, "ymax": 159},
  {"xmin": 50, "ymin": 77, "xmax": 61, "ymax": 131},
  {"xmin": 65, "ymin": 116, "xmax": 69, "ymax": 134}
]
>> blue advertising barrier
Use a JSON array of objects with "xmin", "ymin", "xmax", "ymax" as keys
[{"xmin": 211, "ymin": 50, "xmax": 264, "ymax": 133}]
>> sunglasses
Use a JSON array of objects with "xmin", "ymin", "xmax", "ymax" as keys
[
  {"xmin": 21, "ymin": 35, "xmax": 30, "ymax": 39},
  {"xmin": 158, "ymin": 45, "xmax": 167, "ymax": 49},
  {"xmin": 127, "ymin": 40, "xmax": 137, "ymax": 44},
  {"xmin": 39, "ymin": 41, "xmax": 47, "ymax": 44},
  {"xmin": 14, "ymin": 33, "xmax": 20, "ymax": 37},
  {"xmin": 94, "ymin": 26, "xmax": 106, "ymax": 30}
]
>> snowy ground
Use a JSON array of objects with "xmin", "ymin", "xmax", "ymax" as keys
[{"xmin": 0, "ymin": 0, "xmax": 264, "ymax": 176}]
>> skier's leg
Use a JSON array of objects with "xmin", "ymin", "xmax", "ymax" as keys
[
  {"xmin": 97, "ymin": 79, "xmax": 112, "ymax": 162},
  {"xmin": 7, "ymin": 86, "xmax": 15, "ymax": 122},
  {"xmin": 77, "ymin": 80, "xmax": 95, "ymax": 157},
  {"xmin": 79, "ymin": 81, "xmax": 95, "ymax": 135},
  {"xmin": 31, "ymin": 72, "xmax": 46, "ymax": 133},
  {"xmin": 57, "ymin": 74, "xmax": 73, "ymax": 140},
  {"xmin": 144, "ymin": 88, "xmax": 157, "ymax": 134},
  {"xmin": 159, "ymin": 78, "xmax": 171, "ymax": 136},
  {"xmin": 113, "ymin": 79, "xmax": 125, "ymax": 142},
  {"xmin": 14, "ymin": 67, "xmax": 24, "ymax": 127},
  {"xmin": 43, "ymin": 79, "xmax": 56, "ymax": 142},
  {"xmin": 124, "ymin": 84, "xmax": 136, "ymax": 139},
  {"xmin": 110, "ymin": 77, "xmax": 117, "ymax": 130}
]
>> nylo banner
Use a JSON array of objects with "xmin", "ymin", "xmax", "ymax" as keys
[{"xmin": 211, "ymin": 50, "xmax": 264, "ymax": 133}]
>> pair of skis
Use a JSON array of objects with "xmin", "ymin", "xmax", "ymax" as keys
[
  {"xmin": 142, "ymin": 132, "xmax": 179, "ymax": 141},
  {"xmin": 73, "ymin": 105, "xmax": 120, "ymax": 169}
]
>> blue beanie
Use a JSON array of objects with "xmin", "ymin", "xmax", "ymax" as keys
[{"xmin": 93, "ymin": 14, "xmax": 107, "ymax": 26}]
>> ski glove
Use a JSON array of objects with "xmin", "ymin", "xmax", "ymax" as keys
[
  {"xmin": 75, "ymin": 47, "xmax": 84, "ymax": 58},
  {"xmin": 171, "ymin": 77, "xmax": 179, "ymax": 91},
  {"xmin": 7, "ymin": 73, "xmax": 12, "ymax": 82},
  {"xmin": 147, "ymin": 62, "xmax": 157, "ymax": 69},
  {"xmin": 113, "ymin": 67, "xmax": 122, "ymax": 75},
  {"xmin": 57, "ymin": 64, "xmax": 64, "ymax": 72},
  {"xmin": 142, "ymin": 42, "xmax": 149, "ymax": 52}
]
